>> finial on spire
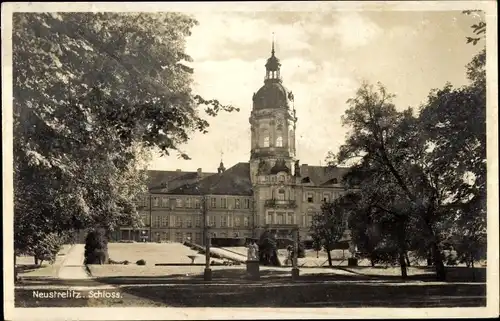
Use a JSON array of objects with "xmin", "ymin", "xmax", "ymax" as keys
[
  {"xmin": 218, "ymin": 150, "xmax": 226, "ymax": 173},
  {"xmin": 271, "ymin": 32, "xmax": 275, "ymax": 56}
]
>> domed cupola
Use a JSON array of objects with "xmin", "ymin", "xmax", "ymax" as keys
[{"xmin": 252, "ymin": 38, "xmax": 292, "ymax": 111}]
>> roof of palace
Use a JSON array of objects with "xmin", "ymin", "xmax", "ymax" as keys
[
  {"xmin": 148, "ymin": 162, "xmax": 253, "ymax": 196},
  {"xmin": 146, "ymin": 162, "xmax": 351, "ymax": 196},
  {"xmin": 299, "ymin": 165, "xmax": 351, "ymax": 187}
]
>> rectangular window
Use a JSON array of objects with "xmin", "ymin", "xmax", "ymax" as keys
[
  {"xmin": 162, "ymin": 231, "xmax": 169, "ymax": 241},
  {"xmin": 307, "ymin": 215, "xmax": 313, "ymax": 227},
  {"xmin": 169, "ymin": 198, "xmax": 176, "ymax": 209},
  {"xmin": 323, "ymin": 193, "xmax": 330, "ymax": 203},
  {"xmin": 244, "ymin": 217, "xmax": 249, "ymax": 227},
  {"xmin": 175, "ymin": 216, "xmax": 182, "ymax": 228},
  {"xmin": 154, "ymin": 216, "xmax": 161, "ymax": 228},
  {"xmin": 176, "ymin": 198, "xmax": 183, "ymax": 208},
  {"xmin": 211, "ymin": 198, "xmax": 217, "ymax": 208},
  {"xmin": 161, "ymin": 216, "xmax": 169, "ymax": 227},
  {"xmin": 307, "ymin": 192, "xmax": 314, "ymax": 203},
  {"xmin": 235, "ymin": 199, "xmax": 241, "ymax": 209},
  {"xmin": 287, "ymin": 213, "xmax": 294, "ymax": 225},
  {"xmin": 244, "ymin": 199, "xmax": 250, "ymax": 209},
  {"xmin": 267, "ymin": 212, "xmax": 274, "ymax": 225},
  {"xmin": 185, "ymin": 232, "xmax": 193, "ymax": 242},
  {"xmin": 195, "ymin": 216, "xmax": 201, "ymax": 228},
  {"xmin": 185, "ymin": 217, "xmax": 192, "ymax": 228},
  {"xmin": 161, "ymin": 197, "xmax": 169, "ymax": 208},
  {"xmin": 175, "ymin": 232, "xmax": 183, "ymax": 242},
  {"xmin": 152, "ymin": 196, "xmax": 160, "ymax": 207},
  {"xmin": 185, "ymin": 198, "xmax": 192, "ymax": 208},
  {"xmin": 208, "ymin": 216, "xmax": 216, "ymax": 227},
  {"xmin": 277, "ymin": 212, "xmax": 284, "ymax": 224},
  {"xmin": 234, "ymin": 217, "xmax": 241, "ymax": 227},
  {"xmin": 194, "ymin": 198, "xmax": 200, "ymax": 209},
  {"xmin": 220, "ymin": 198, "xmax": 227, "ymax": 209},
  {"xmin": 195, "ymin": 232, "xmax": 202, "ymax": 244},
  {"xmin": 220, "ymin": 216, "xmax": 227, "ymax": 227}
]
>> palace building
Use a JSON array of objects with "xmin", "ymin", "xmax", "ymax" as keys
[{"xmin": 118, "ymin": 42, "xmax": 350, "ymax": 244}]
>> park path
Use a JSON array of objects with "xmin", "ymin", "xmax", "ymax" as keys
[{"xmin": 57, "ymin": 244, "xmax": 90, "ymax": 279}]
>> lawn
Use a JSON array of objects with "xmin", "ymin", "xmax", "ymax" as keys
[
  {"xmin": 15, "ymin": 244, "xmax": 74, "ymax": 278},
  {"xmin": 106, "ymin": 242, "xmax": 225, "ymax": 265}
]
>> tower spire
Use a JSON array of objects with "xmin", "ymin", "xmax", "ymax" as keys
[
  {"xmin": 218, "ymin": 150, "xmax": 226, "ymax": 173},
  {"xmin": 271, "ymin": 32, "xmax": 275, "ymax": 56}
]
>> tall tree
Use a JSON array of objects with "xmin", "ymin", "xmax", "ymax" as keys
[
  {"xmin": 13, "ymin": 13, "xmax": 237, "ymax": 257},
  {"xmin": 311, "ymin": 198, "xmax": 350, "ymax": 267}
]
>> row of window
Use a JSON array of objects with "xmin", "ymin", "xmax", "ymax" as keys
[
  {"xmin": 305, "ymin": 191, "xmax": 343, "ymax": 203},
  {"xmin": 145, "ymin": 215, "xmax": 250, "ymax": 228},
  {"xmin": 266, "ymin": 212, "xmax": 295, "ymax": 225},
  {"xmin": 149, "ymin": 231, "xmax": 252, "ymax": 243},
  {"xmin": 137, "ymin": 196, "xmax": 251, "ymax": 209},
  {"xmin": 262, "ymin": 136, "xmax": 283, "ymax": 148}
]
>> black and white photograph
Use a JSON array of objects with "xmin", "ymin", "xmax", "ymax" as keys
[{"xmin": 2, "ymin": 1, "xmax": 498, "ymax": 320}]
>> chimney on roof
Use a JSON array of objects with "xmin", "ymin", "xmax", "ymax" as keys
[
  {"xmin": 300, "ymin": 164, "xmax": 309, "ymax": 177},
  {"xmin": 197, "ymin": 168, "xmax": 202, "ymax": 179}
]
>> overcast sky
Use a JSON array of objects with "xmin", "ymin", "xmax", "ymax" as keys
[{"xmin": 148, "ymin": 10, "xmax": 484, "ymax": 172}]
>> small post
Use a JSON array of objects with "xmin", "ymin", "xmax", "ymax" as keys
[
  {"xmin": 292, "ymin": 228, "xmax": 300, "ymax": 280},
  {"xmin": 204, "ymin": 208, "xmax": 212, "ymax": 280}
]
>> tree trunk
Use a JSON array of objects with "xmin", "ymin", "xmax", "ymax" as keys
[
  {"xmin": 405, "ymin": 251, "xmax": 411, "ymax": 267},
  {"xmin": 326, "ymin": 249, "xmax": 333, "ymax": 267},
  {"xmin": 34, "ymin": 256, "xmax": 39, "ymax": 266},
  {"xmin": 432, "ymin": 243, "xmax": 446, "ymax": 281},
  {"xmin": 14, "ymin": 253, "xmax": 18, "ymax": 281},
  {"xmin": 370, "ymin": 259, "xmax": 375, "ymax": 267},
  {"xmin": 399, "ymin": 251, "xmax": 408, "ymax": 279}
]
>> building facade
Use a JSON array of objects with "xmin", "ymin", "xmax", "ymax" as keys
[{"xmin": 117, "ymin": 43, "xmax": 350, "ymax": 244}]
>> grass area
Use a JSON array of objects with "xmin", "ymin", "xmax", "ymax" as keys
[
  {"xmin": 88, "ymin": 264, "xmax": 244, "ymax": 278},
  {"xmin": 15, "ymin": 244, "xmax": 74, "ymax": 278},
  {"xmin": 15, "ymin": 266, "xmax": 486, "ymax": 307},
  {"xmin": 106, "ymin": 242, "xmax": 225, "ymax": 265}
]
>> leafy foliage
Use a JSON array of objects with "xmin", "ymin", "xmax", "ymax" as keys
[
  {"xmin": 31, "ymin": 232, "xmax": 66, "ymax": 265},
  {"xmin": 13, "ymin": 13, "xmax": 238, "ymax": 254},
  {"xmin": 84, "ymin": 229, "xmax": 109, "ymax": 265},
  {"xmin": 258, "ymin": 230, "xmax": 281, "ymax": 266},
  {"xmin": 310, "ymin": 198, "xmax": 350, "ymax": 266},
  {"xmin": 325, "ymin": 27, "xmax": 486, "ymax": 279}
]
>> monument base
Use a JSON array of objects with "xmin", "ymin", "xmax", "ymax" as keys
[
  {"xmin": 204, "ymin": 268, "xmax": 212, "ymax": 281},
  {"xmin": 246, "ymin": 260, "xmax": 260, "ymax": 281},
  {"xmin": 291, "ymin": 267, "xmax": 300, "ymax": 280}
]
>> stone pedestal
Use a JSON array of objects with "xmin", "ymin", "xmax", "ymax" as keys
[
  {"xmin": 291, "ymin": 267, "xmax": 300, "ymax": 280},
  {"xmin": 348, "ymin": 258, "xmax": 358, "ymax": 266},
  {"xmin": 246, "ymin": 260, "xmax": 260, "ymax": 281},
  {"xmin": 204, "ymin": 268, "xmax": 212, "ymax": 281}
]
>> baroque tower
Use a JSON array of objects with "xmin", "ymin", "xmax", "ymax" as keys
[
  {"xmin": 249, "ymin": 37, "xmax": 299, "ymax": 237},
  {"xmin": 249, "ymin": 39, "xmax": 297, "ymax": 184}
]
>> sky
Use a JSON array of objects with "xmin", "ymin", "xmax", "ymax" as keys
[{"xmin": 147, "ymin": 10, "xmax": 484, "ymax": 172}]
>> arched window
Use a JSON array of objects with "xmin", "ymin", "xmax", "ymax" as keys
[
  {"xmin": 263, "ymin": 136, "xmax": 270, "ymax": 147},
  {"xmin": 276, "ymin": 136, "xmax": 283, "ymax": 147}
]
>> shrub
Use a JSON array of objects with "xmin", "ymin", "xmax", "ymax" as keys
[
  {"xmin": 84, "ymin": 229, "xmax": 109, "ymax": 265},
  {"xmin": 32, "ymin": 233, "xmax": 65, "ymax": 265},
  {"xmin": 136, "ymin": 259, "xmax": 146, "ymax": 265}
]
